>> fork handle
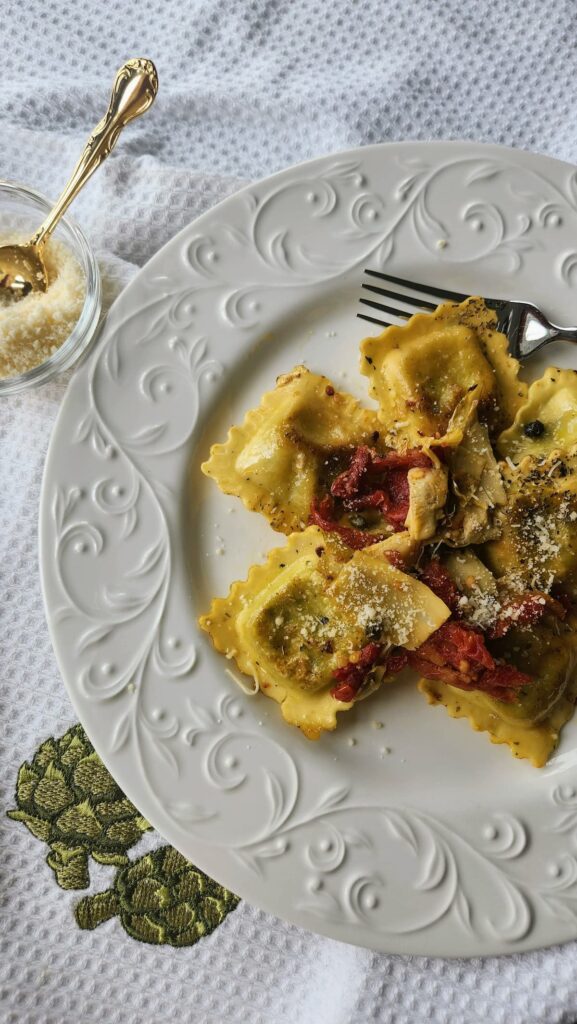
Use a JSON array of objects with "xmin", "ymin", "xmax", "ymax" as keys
[
  {"xmin": 31, "ymin": 59, "xmax": 158, "ymax": 249},
  {"xmin": 550, "ymin": 324, "xmax": 577, "ymax": 343}
]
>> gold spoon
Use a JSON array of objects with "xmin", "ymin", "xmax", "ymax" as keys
[{"xmin": 0, "ymin": 58, "xmax": 158, "ymax": 300}]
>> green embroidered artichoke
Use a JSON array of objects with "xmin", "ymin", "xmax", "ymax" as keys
[
  {"xmin": 8, "ymin": 724, "xmax": 150, "ymax": 889},
  {"xmin": 75, "ymin": 846, "xmax": 240, "ymax": 945}
]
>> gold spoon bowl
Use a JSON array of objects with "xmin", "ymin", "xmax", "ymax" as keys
[{"xmin": 0, "ymin": 58, "xmax": 158, "ymax": 301}]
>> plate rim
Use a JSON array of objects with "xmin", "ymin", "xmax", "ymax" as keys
[{"xmin": 39, "ymin": 138, "xmax": 577, "ymax": 957}]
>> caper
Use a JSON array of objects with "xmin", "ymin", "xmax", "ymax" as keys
[
  {"xmin": 523, "ymin": 419, "xmax": 545, "ymax": 438},
  {"xmin": 349, "ymin": 514, "xmax": 367, "ymax": 528}
]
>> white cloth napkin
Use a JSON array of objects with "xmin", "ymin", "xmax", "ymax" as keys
[{"xmin": 3, "ymin": 2, "xmax": 577, "ymax": 1022}]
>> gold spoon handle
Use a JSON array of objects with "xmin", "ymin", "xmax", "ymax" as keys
[{"xmin": 31, "ymin": 58, "xmax": 158, "ymax": 248}]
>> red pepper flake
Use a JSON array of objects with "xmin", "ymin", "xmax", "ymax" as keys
[{"xmin": 325, "ymin": 385, "xmax": 335, "ymax": 396}]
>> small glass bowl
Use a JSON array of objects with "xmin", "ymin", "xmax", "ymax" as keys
[{"xmin": 0, "ymin": 180, "xmax": 102, "ymax": 396}]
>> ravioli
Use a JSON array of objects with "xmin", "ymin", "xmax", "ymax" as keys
[
  {"xmin": 498, "ymin": 367, "xmax": 577, "ymax": 462},
  {"xmin": 419, "ymin": 619, "xmax": 577, "ymax": 766},
  {"xmin": 360, "ymin": 297, "xmax": 526, "ymax": 444},
  {"xmin": 200, "ymin": 294, "xmax": 577, "ymax": 763},
  {"xmin": 199, "ymin": 526, "xmax": 450, "ymax": 738},
  {"xmin": 201, "ymin": 366, "xmax": 383, "ymax": 535},
  {"xmin": 483, "ymin": 451, "xmax": 577, "ymax": 598},
  {"xmin": 202, "ymin": 364, "xmax": 448, "ymax": 545}
]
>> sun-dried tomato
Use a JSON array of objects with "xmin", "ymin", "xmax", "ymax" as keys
[
  {"xmin": 418, "ymin": 559, "xmax": 461, "ymax": 613},
  {"xmin": 408, "ymin": 619, "xmax": 531, "ymax": 702},
  {"xmin": 473, "ymin": 664, "xmax": 532, "ymax": 701},
  {"xmin": 326, "ymin": 446, "xmax": 432, "ymax": 532},
  {"xmin": 331, "ymin": 642, "xmax": 383, "ymax": 701},
  {"xmin": 309, "ymin": 497, "xmax": 386, "ymax": 549},
  {"xmin": 331, "ymin": 644, "xmax": 408, "ymax": 702},
  {"xmin": 330, "ymin": 446, "xmax": 372, "ymax": 498},
  {"xmin": 382, "ymin": 649, "xmax": 409, "ymax": 675},
  {"xmin": 488, "ymin": 592, "xmax": 566, "ymax": 639}
]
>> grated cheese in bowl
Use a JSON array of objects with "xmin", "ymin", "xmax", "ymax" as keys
[
  {"xmin": 0, "ymin": 181, "xmax": 101, "ymax": 395},
  {"xmin": 0, "ymin": 237, "xmax": 86, "ymax": 379}
]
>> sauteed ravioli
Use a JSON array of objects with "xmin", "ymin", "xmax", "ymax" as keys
[
  {"xmin": 200, "ymin": 297, "xmax": 577, "ymax": 765},
  {"xmin": 199, "ymin": 527, "xmax": 449, "ymax": 738}
]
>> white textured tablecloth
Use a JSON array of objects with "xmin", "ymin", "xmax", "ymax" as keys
[{"xmin": 3, "ymin": 2, "xmax": 577, "ymax": 1022}]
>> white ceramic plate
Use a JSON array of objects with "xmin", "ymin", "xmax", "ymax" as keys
[{"xmin": 41, "ymin": 142, "xmax": 577, "ymax": 957}]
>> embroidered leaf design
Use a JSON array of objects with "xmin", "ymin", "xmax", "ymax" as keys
[
  {"xmin": 7, "ymin": 724, "xmax": 151, "ymax": 889},
  {"xmin": 75, "ymin": 846, "xmax": 239, "ymax": 945}
]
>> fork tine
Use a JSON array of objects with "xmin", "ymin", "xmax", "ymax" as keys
[
  {"xmin": 359, "ymin": 297, "xmax": 412, "ymax": 320},
  {"xmin": 364, "ymin": 269, "xmax": 468, "ymax": 303},
  {"xmin": 356, "ymin": 312, "xmax": 392, "ymax": 328},
  {"xmin": 362, "ymin": 282, "xmax": 437, "ymax": 311}
]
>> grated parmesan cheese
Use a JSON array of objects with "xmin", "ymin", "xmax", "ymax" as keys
[{"xmin": 0, "ymin": 237, "xmax": 85, "ymax": 378}]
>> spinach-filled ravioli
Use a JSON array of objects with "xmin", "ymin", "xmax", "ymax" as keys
[
  {"xmin": 202, "ymin": 365, "xmax": 448, "ymax": 545},
  {"xmin": 484, "ymin": 450, "xmax": 577, "ymax": 599},
  {"xmin": 360, "ymin": 297, "xmax": 526, "ymax": 445},
  {"xmin": 498, "ymin": 366, "xmax": 577, "ymax": 463},
  {"xmin": 412, "ymin": 548, "xmax": 577, "ymax": 766},
  {"xmin": 419, "ymin": 620, "xmax": 577, "ymax": 767},
  {"xmin": 359, "ymin": 298, "xmax": 521, "ymax": 545},
  {"xmin": 199, "ymin": 526, "xmax": 450, "ymax": 738}
]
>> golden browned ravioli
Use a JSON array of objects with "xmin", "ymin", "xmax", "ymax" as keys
[
  {"xmin": 200, "ymin": 296, "xmax": 577, "ymax": 763},
  {"xmin": 202, "ymin": 364, "xmax": 448, "ymax": 544},
  {"xmin": 484, "ymin": 451, "xmax": 577, "ymax": 599},
  {"xmin": 360, "ymin": 297, "xmax": 526, "ymax": 445},
  {"xmin": 419, "ymin": 618, "xmax": 577, "ymax": 767},
  {"xmin": 199, "ymin": 527, "xmax": 450, "ymax": 739},
  {"xmin": 201, "ymin": 366, "xmax": 383, "ymax": 535},
  {"xmin": 498, "ymin": 367, "xmax": 577, "ymax": 463}
]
